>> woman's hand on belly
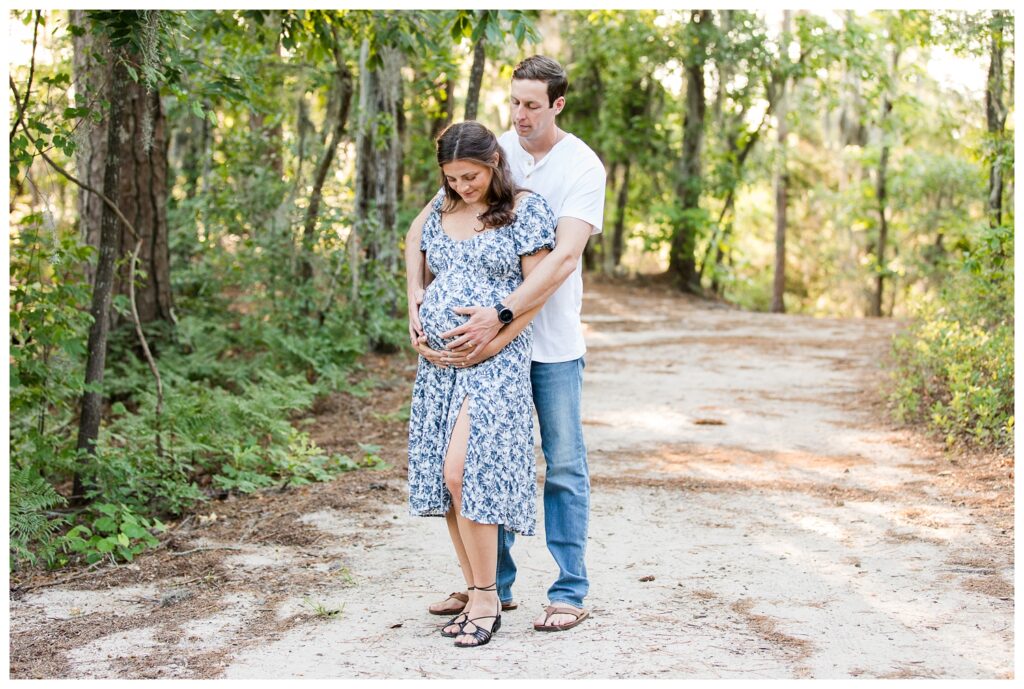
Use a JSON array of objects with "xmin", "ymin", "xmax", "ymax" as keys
[{"xmin": 414, "ymin": 338, "xmax": 451, "ymax": 368}]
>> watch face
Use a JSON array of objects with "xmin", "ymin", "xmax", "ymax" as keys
[{"xmin": 499, "ymin": 308, "xmax": 514, "ymax": 324}]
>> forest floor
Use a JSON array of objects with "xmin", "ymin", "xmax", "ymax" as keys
[{"xmin": 9, "ymin": 278, "xmax": 1014, "ymax": 679}]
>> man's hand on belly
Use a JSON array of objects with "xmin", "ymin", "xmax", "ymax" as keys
[{"xmin": 440, "ymin": 306, "xmax": 502, "ymax": 362}]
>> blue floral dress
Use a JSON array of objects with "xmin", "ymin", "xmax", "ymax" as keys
[{"xmin": 407, "ymin": 192, "xmax": 556, "ymax": 536}]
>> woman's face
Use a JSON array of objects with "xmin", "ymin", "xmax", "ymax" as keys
[{"xmin": 442, "ymin": 159, "xmax": 493, "ymax": 205}]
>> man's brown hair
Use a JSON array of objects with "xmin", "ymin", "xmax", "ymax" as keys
[{"xmin": 512, "ymin": 55, "xmax": 568, "ymax": 106}]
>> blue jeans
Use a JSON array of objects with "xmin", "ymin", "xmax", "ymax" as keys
[{"xmin": 497, "ymin": 357, "xmax": 590, "ymax": 608}]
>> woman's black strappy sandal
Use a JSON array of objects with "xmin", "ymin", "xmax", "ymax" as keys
[
  {"xmin": 440, "ymin": 586, "xmax": 475, "ymax": 638},
  {"xmin": 454, "ymin": 583, "xmax": 501, "ymax": 648}
]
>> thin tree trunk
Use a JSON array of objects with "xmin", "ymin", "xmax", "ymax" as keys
[
  {"xmin": 180, "ymin": 109, "xmax": 208, "ymax": 201},
  {"xmin": 351, "ymin": 41, "xmax": 404, "ymax": 315},
  {"xmin": 985, "ymin": 11, "xmax": 1008, "ymax": 228},
  {"xmin": 870, "ymin": 48, "xmax": 900, "ymax": 318},
  {"xmin": 582, "ymin": 235, "xmax": 597, "ymax": 272},
  {"xmin": 250, "ymin": 13, "xmax": 284, "ymax": 176},
  {"xmin": 74, "ymin": 53, "xmax": 129, "ymax": 499},
  {"xmin": 771, "ymin": 10, "xmax": 792, "ymax": 314},
  {"xmin": 464, "ymin": 37, "xmax": 486, "ymax": 121},
  {"xmin": 611, "ymin": 161, "xmax": 631, "ymax": 271},
  {"xmin": 667, "ymin": 9, "xmax": 711, "ymax": 293},
  {"xmin": 871, "ymin": 142, "xmax": 890, "ymax": 317},
  {"xmin": 430, "ymin": 76, "xmax": 455, "ymax": 140},
  {"xmin": 709, "ymin": 221, "xmax": 731, "ymax": 295},
  {"xmin": 351, "ymin": 39, "xmax": 373, "ymax": 306},
  {"xmin": 300, "ymin": 38, "xmax": 353, "ymax": 283},
  {"xmin": 294, "ymin": 96, "xmax": 313, "ymax": 189}
]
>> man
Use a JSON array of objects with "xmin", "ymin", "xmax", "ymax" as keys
[{"xmin": 405, "ymin": 55, "xmax": 606, "ymax": 632}]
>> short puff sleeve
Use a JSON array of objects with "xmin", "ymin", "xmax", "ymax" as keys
[{"xmin": 513, "ymin": 193, "xmax": 556, "ymax": 257}]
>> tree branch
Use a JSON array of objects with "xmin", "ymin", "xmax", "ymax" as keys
[{"xmin": 10, "ymin": 10, "xmax": 40, "ymax": 142}]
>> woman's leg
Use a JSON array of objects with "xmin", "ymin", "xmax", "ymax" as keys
[
  {"xmin": 442, "ymin": 398, "xmax": 475, "ymax": 634},
  {"xmin": 443, "ymin": 398, "xmax": 500, "ymax": 645},
  {"xmin": 454, "ymin": 514, "xmax": 499, "ymax": 645}
]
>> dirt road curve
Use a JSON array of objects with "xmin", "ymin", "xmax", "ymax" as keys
[{"xmin": 9, "ymin": 280, "xmax": 1013, "ymax": 679}]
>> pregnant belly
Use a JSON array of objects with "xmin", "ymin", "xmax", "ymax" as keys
[{"xmin": 418, "ymin": 288, "xmax": 468, "ymax": 350}]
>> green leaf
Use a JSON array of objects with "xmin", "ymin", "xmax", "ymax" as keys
[
  {"xmin": 117, "ymin": 532, "xmax": 131, "ymax": 547},
  {"xmin": 93, "ymin": 516, "xmax": 118, "ymax": 533},
  {"xmin": 514, "ymin": 21, "xmax": 526, "ymax": 45},
  {"xmin": 122, "ymin": 523, "xmax": 148, "ymax": 539}
]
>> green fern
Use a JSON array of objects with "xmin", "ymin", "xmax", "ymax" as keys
[{"xmin": 9, "ymin": 465, "xmax": 68, "ymax": 570}]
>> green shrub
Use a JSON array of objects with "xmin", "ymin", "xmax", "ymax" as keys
[
  {"xmin": 64, "ymin": 503, "xmax": 165, "ymax": 565},
  {"xmin": 890, "ymin": 223, "xmax": 1013, "ymax": 448}
]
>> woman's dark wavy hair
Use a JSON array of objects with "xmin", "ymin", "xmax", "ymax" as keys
[{"xmin": 436, "ymin": 121, "xmax": 521, "ymax": 230}]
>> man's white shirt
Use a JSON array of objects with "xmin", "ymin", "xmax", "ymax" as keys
[{"xmin": 498, "ymin": 129, "xmax": 606, "ymax": 363}]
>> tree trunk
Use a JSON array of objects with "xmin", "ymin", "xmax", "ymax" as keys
[
  {"xmin": 300, "ymin": 39, "xmax": 353, "ymax": 283},
  {"xmin": 430, "ymin": 76, "xmax": 455, "ymax": 140},
  {"xmin": 74, "ymin": 50, "xmax": 130, "ymax": 499},
  {"xmin": 611, "ymin": 161, "xmax": 631, "ymax": 271},
  {"xmin": 294, "ymin": 95, "xmax": 313, "ymax": 188},
  {"xmin": 667, "ymin": 10, "xmax": 711, "ymax": 293},
  {"xmin": 351, "ymin": 40, "xmax": 372, "ymax": 305},
  {"xmin": 464, "ymin": 37, "xmax": 486, "ymax": 121},
  {"xmin": 351, "ymin": 41, "xmax": 404, "ymax": 312},
  {"xmin": 985, "ymin": 11, "xmax": 1008, "ymax": 228},
  {"xmin": 870, "ymin": 141, "xmax": 890, "ymax": 317},
  {"xmin": 771, "ymin": 10, "xmax": 792, "ymax": 314},
  {"xmin": 582, "ymin": 236, "xmax": 598, "ymax": 272},
  {"xmin": 180, "ymin": 109, "xmax": 209, "ymax": 201},
  {"xmin": 250, "ymin": 13, "xmax": 284, "ymax": 177},
  {"xmin": 713, "ymin": 10, "xmax": 733, "ymax": 131},
  {"xmin": 73, "ymin": 12, "xmax": 173, "ymax": 325},
  {"xmin": 870, "ymin": 48, "xmax": 900, "ymax": 318}
]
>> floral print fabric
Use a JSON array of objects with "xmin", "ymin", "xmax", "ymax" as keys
[{"xmin": 407, "ymin": 192, "xmax": 556, "ymax": 536}]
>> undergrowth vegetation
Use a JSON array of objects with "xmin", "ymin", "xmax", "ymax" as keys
[
  {"xmin": 10, "ymin": 206, "xmax": 405, "ymax": 572},
  {"xmin": 889, "ymin": 223, "xmax": 1014, "ymax": 450}
]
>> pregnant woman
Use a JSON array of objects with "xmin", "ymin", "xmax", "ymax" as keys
[{"xmin": 407, "ymin": 121, "xmax": 555, "ymax": 648}]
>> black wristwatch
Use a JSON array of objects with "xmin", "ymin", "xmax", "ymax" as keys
[{"xmin": 495, "ymin": 302, "xmax": 514, "ymax": 325}]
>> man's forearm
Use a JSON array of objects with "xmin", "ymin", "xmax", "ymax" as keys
[
  {"xmin": 405, "ymin": 231, "xmax": 425, "ymax": 294},
  {"xmin": 501, "ymin": 250, "xmax": 577, "ymax": 316},
  {"xmin": 501, "ymin": 217, "xmax": 592, "ymax": 317},
  {"xmin": 405, "ymin": 202, "xmax": 433, "ymax": 295}
]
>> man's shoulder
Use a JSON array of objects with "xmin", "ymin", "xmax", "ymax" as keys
[
  {"xmin": 559, "ymin": 133, "xmax": 604, "ymax": 173},
  {"xmin": 497, "ymin": 129, "xmax": 519, "ymax": 152}
]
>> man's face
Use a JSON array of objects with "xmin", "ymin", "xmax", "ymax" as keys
[{"xmin": 510, "ymin": 79, "xmax": 563, "ymax": 142}]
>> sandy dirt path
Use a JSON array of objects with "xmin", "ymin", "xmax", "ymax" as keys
[{"xmin": 9, "ymin": 280, "xmax": 1013, "ymax": 679}]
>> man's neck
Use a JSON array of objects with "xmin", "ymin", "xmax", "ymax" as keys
[{"xmin": 519, "ymin": 126, "xmax": 567, "ymax": 160}]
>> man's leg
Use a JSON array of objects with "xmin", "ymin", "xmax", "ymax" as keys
[
  {"xmin": 496, "ymin": 525, "xmax": 517, "ymax": 606},
  {"xmin": 532, "ymin": 357, "xmax": 589, "ymax": 618}
]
